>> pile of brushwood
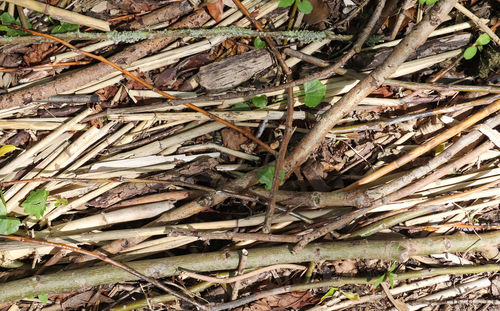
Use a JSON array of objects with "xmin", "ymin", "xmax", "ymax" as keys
[{"xmin": 0, "ymin": 0, "xmax": 500, "ymax": 309}]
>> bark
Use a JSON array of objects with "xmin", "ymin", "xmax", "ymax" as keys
[
  {"xmin": 0, "ymin": 230, "xmax": 499, "ymax": 303},
  {"xmin": 197, "ymin": 49, "xmax": 273, "ymax": 91},
  {"xmin": 0, "ymin": 6, "xmax": 208, "ymax": 110}
]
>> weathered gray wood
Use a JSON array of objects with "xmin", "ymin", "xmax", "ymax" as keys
[{"xmin": 197, "ymin": 49, "xmax": 273, "ymax": 91}]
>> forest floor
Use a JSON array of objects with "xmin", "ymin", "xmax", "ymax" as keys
[{"xmin": 0, "ymin": 0, "xmax": 500, "ymax": 310}]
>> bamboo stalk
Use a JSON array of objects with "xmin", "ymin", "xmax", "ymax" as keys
[{"xmin": 2, "ymin": 0, "xmax": 110, "ymax": 31}]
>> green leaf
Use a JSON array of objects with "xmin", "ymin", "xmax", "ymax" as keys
[
  {"xmin": 389, "ymin": 262, "xmax": 397, "ymax": 273},
  {"xmin": 252, "ymin": 95, "xmax": 267, "ymax": 108},
  {"xmin": 388, "ymin": 273, "xmax": 397, "ymax": 288},
  {"xmin": 0, "ymin": 190, "xmax": 6, "ymax": 216},
  {"xmin": 304, "ymin": 80, "xmax": 326, "ymax": 107},
  {"xmin": 51, "ymin": 21, "xmax": 79, "ymax": 34},
  {"xmin": 342, "ymin": 292, "xmax": 359, "ymax": 300},
  {"xmin": 425, "ymin": 0, "xmax": 439, "ymax": 5},
  {"xmin": 38, "ymin": 294, "xmax": 49, "ymax": 303},
  {"xmin": 0, "ymin": 217, "xmax": 20, "ymax": 235},
  {"xmin": 297, "ymin": 0, "xmax": 313, "ymax": 14},
  {"xmin": 0, "ymin": 12, "xmax": 16, "ymax": 25},
  {"xmin": 373, "ymin": 274, "xmax": 385, "ymax": 288},
  {"xmin": 21, "ymin": 189, "xmax": 49, "ymax": 219},
  {"xmin": 418, "ymin": 0, "xmax": 426, "ymax": 4},
  {"xmin": 320, "ymin": 287, "xmax": 338, "ymax": 302},
  {"xmin": 232, "ymin": 103, "xmax": 251, "ymax": 111},
  {"xmin": 257, "ymin": 166, "xmax": 286, "ymax": 191},
  {"xmin": 0, "ymin": 12, "xmax": 30, "ymax": 36},
  {"xmin": 253, "ymin": 37, "xmax": 266, "ymax": 50},
  {"xmin": 278, "ymin": 0, "xmax": 295, "ymax": 8},
  {"xmin": 464, "ymin": 46, "xmax": 478, "ymax": 60},
  {"xmin": 55, "ymin": 198, "xmax": 68, "ymax": 207},
  {"xmin": 476, "ymin": 33, "xmax": 491, "ymax": 46},
  {"xmin": 257, "ymin": 166, "xmax": 275, "ymax": 190}
]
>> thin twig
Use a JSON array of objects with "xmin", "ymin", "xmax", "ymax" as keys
[
  {"xmin": 231, "ymin": 249, "xmax": 248, "ymax": 300},
  {"xmin": 454, "ymin": 3, "xmax": 500, "ymax": 45},
  {"xmin": 181, "ymin": 264, "xmax": 306, "ymax": 284}
]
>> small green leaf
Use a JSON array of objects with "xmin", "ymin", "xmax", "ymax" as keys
[
  {"xmin": 464, "ymin": 46, "xmax": 478, "ymax": 60},
  {"xmin": 279, "ymin": 169, "xmax": 285, "ymax": 182},
  {"xmin": 278, "ymin": 0, "xmax": 295, "ymax": 7},
  {"xmin": 232, "ymin": 103, "xmax": 251, "ymax": 111},
  {"xmin": 257, "ymin": 166, "xmax": 275, "ymax": 191},
  {"xmin": 297, "ymin": 0, "xmax": 313, "ymax": 14},
  {"xmin": 373, "ymin": 274, "xmax": 385, "ymax": 288},
  {"xmin": 55, "ymin": 198, "xmax": 68, "ymax": 207},
  {"xmin": 476, "ymin": 33, "xmax": 491, "ymax": 46},
  {"xmin": 253, "ymin": 37, "xmax": 266, "ymax": 50},
  {"xmin": 304, "ymin": 80, "xmax": 326, "ymax": 107},
  {"xmin": 252, "ymin": 95, "xmax": 267, "ymax": 108},
  {"xmin": 425, "ymin": 0, "xmax": 439, "ymax": 4},
  {"xmin": 38, "ymin": 294, "xmax": 49, "ymax": 303},
  {"xmin": 342, "ymin": 291, "xmax": 359, "ymax": 300},
  {"xmin": 389, "ymin": 262, "xmax": 397, "ymax": 273},
  {"xmin": 320, "ymin": 287, "xmax": 338, "ymax": 302},
  {"xmin": 0, "ymin": 217, "xmax": 20, "ymax": 235},
  {"xmin": 388, "ymin": 273, "xmax": 397, "ymax": 288},
  {"xmin": 21, "ymin": 189, "xmax": 49, "ymax": 219},
  {"xmin": 51, "ymin": 21, "xmax": 79, "ymax": 34},
  {"xmin": 418, "ymin": 0, "xmax": 426, "ymax": 4}
]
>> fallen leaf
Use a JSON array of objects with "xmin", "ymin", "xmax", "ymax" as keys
[
  {"xmin": 206, "ymin": 0, "xmax": 224, "ymax": 22},
  {"xmin": 155, "ymin": 67, "xmax": 177, "ymax": 87},
  {"xmin": 0, "ymin": 145, "xmax": 20, "ymax": 157},
  {"xmin": 303, "ymin": 0, "xmax": 329, "ymax": 25},
  {"xmin": 221, "ymin": 128, "xmax": 249, "ymax": 161},
  {"xmin": 23, "ymin": 43, "xmax": 55, "ymax": 66}
]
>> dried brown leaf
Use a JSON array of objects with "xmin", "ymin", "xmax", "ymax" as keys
[{"xmin": 206, "ymin": 0, "xmax": 224, "ymax": 22}]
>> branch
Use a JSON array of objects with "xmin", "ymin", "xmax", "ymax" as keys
[
  {"xmin": 0, "ymin": 27, "xmax": 351, "ymax": 45},
  {"xmin": 1, "ymin": 231, "xmax": 499, "ymax": 303}
]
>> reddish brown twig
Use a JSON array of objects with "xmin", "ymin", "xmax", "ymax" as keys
[
  {"xmin": 3, "ymin": 25, "xmax": 275, "ymax": 156},
  {"xmin": 0, "ymin": 235, "xmax": 207, "ymax": 310}
]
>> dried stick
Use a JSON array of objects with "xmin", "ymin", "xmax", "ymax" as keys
[
  {"xmin": 7, "ymin": 25, "xmax": 275, "ymax": 155},
  {"xmin": 344, "ymin": 99, "xmax": 500, "ymax": 191},
  {"xmin": 168, "ymin": 231, "xmax": 300, "ymax": 243},
  {"xmin": 181, "ymin": 264, "xmax": 306, "ymax": 284},
  {"xmin": 389, "ymin": 0, "xmax": 414, "ymax": 40},
  {"xmin": 231, "ymin": 249, "xmax": 248, "ymax": 300},
  {"xmin": 454, "ymin": 3, "xmax": 500, "ymax": 45},
  {"xmin": 0, "ymin": 235, "xmax": 207, "ymax": 310},
  {"xmin": 3, "ymin": 0, "xmax": 110, "ymax": 31}
]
